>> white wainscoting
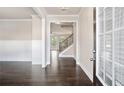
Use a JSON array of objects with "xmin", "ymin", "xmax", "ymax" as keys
[
  {"xmin": 0, "ymin": 40, "xmax": 43, "ymax": 65},
  {"xmin": 0, "ymin": 40, "xmax": 32, "ymax": 61},
  {"xmin": 32, "ymin": 40, "xmax": 42, "ymax": 64}
]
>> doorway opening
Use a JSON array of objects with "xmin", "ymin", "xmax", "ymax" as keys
[{"xmin": 50, "ymin": 22, "xmax": 74, "ymax": 64}]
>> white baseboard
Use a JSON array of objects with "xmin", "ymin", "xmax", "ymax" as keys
[
  {"xmin": 59, "ymin": 55, "xmax": 74, "ymax": 58},
  {"xmin": 46, "ymin": 61, "xmax": 50, "ymax": 65},
  {"xmin": 42, "ymin": 64, "xmax": 46, "ymax": 68},
  {"xmin": 0, "ymin": 60, "xmax": 31, "ymax": 62},
  {"xmin": 59, "ymin": 44, "xmax": 74, "ymax": 57},
  {"xmin": 79, "ymin": 64, "xmax": 93, "ymax": 82},
  {"xmin": 41, "ymin": 61, "xmax": 50, "ymax": 68},
  {"xmin": 76, "ymin": 61, "xmax": 80, "ymax": 65},
  {"xmin": 32, "ymin": 62, "xmax": 42, "ymax": 65}
]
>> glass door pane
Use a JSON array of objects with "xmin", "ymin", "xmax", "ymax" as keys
[{"xmin": 97, "ymin": 7, "xmax": 124, "ymax": 86}]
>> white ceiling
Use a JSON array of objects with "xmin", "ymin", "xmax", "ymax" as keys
[
  {"xmin": 0, "ymin": 7, "xmax": 37, "ymax": 19},
  {"xmin": 44, "ymin": 7, "xmax": 81, "ymax": 15}
]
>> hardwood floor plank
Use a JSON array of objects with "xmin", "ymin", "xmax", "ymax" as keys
[{"xmin": 0, "ymin": 58, "xmax": 92, "ymax": 86}]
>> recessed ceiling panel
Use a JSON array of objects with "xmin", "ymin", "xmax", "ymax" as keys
[{"xmin": 44, "ymin": 7, "xmax": 81, "ymax": 15}]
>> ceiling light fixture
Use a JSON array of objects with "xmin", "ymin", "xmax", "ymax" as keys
[{"xmin": 60, "ymin": 7, "xmax": 69, "ymax": 11}]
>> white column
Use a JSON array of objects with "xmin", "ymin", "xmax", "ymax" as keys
[
  {"xmin": 41, "ymin": 18, "xmax": 46, "ymax": 68},
  {"xmin": 32, "ymin": 15, "xmax": 42, "ymax": 65}
]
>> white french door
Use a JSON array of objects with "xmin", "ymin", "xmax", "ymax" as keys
[{"xmin": 96, "ymin": 7, "xmax": 124, "ymax": 86}]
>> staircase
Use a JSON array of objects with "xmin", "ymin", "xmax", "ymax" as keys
[{"xmin": 59, "ymin": 34, "xmax": 73, "ymax": 52}]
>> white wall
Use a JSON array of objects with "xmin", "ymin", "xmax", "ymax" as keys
[
  {"xmin": 0, "ymin": 20, "xmax": 32, "ymax": 61},
  {"xmin": 78, "ymin": 8, "xmax": 94, "ymax": 81}
]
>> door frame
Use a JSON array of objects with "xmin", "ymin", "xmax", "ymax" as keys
[
  {"xmin": 46, "ymin": 15, "xmax": 79, "ymax": 65},
  {"xmin": 95, "ymin": 7, "xmax": 104, "ymax": 86},
  {"xmin": 93, "ymin": 7, "xmax": 96, "ymax": 85}
]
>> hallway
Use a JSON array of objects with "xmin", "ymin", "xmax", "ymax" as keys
[
  {"xmin": 1, "ymin": 1, "xmax": 123, "ymax": 93},
  {"xmin": 0, "ymin": 57, "xmax": 92, "ymax": 86}
]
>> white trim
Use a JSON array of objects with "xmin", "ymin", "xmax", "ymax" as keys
[
  {"xmin": 0, "ymin": 19, "xmax": 32, "ymax": 21},
  {"xmin": 47, "ymin": 20, "xmax": 78, "ymax": 23},
  {"xmin": 47, "ymin": 15, "xmax": 79, "ymax": 17},
  {"xmin": 46, "ymin": 62, "xmax": 50, "ymax": 65},
  {"xmin": 47, "ymin": 15, "xmax": 79, "ymax": 22},
  {"xmin": 42, "ymin": 64, "xmax": 46, "ymax": 68},
  {"xmin": 112, "ymin": 8, "xmax": 115, "ymax": 86},
  {"xmin": 32, "ymin": 7, "xmax": 47, "ymax": 68},
  {"xmin": 76, "ymin": 20, "xmax": 79, "ymax": 64},
  {"xmin": 97, "ymin": 75, "xmax": 107, "ymax": 86},
  {"xmin": 79, "ymin": 63, "xmax": 93, "ymax": 82},
  {"xmin": 59, "ymin": 44, "xmax": 73, "ymax": 56},
  {"xmin": 96, "ymin": 7, "xmax": 99, "ymax": 82},
  {"xmin": 0, "ymin": 60, "xmax": 32, "ymax": 62},
  {"xmin": 32, "ymin": 62, "xmax": 42, "ymax": 65},
  {"xmin": 32, "ymin": 7, "xmax": 47, "ymax": 18},
  {"xmin": 46, "ymin": 20, "xmax": 51, "ymax": 65},
  {"xmin": 41, "ymin": 18, "xmax": 46, "ymax": 68},
  {"xmin": 59, "ymin": 55, "xmax": 75, "ymax": 58}
]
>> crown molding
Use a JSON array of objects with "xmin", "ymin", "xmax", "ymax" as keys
[{"xmin": 0, "ymin": 19, "xmax": 32, "ymax": 21}]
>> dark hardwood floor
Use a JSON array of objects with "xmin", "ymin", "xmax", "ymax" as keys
[{"xmin": 0, "ymin": 58, "xmax": 92, "ymax": 86}]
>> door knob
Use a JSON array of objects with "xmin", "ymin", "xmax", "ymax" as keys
[
  {"xmin": 90, "ymin": 58, "xmax": 95, "ymax": 61},
  {"xmin": 92, "ymin": 50, "xmax": 96, "ymax": 53}
]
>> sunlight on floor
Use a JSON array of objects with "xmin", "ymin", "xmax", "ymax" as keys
[
  {"xmin": 51, "ymin": 50, "xmax": 58, "ymax": 63},
  {"xmin": 50, "ymin": 50, "xmax": 59, "ymax": 72}
]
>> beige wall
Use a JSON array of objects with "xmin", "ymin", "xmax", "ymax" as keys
[
  {"xmin": 0, "ymin": 21, "xmax": 32, "ymax": 40},
  {"xmin": 78, "ymin": 8, "xmax": 94, "ymax": 81},
  {"xmin": 0, "ymin": 20, "xmax": 32, "ymax": 61},
  {"xmin": 51, "ymin": 23, "xmax": 73, "ymax": 35},
  {"xmin": 32, "ymin": 15, "xmax": 42, "ymax": 40}
]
